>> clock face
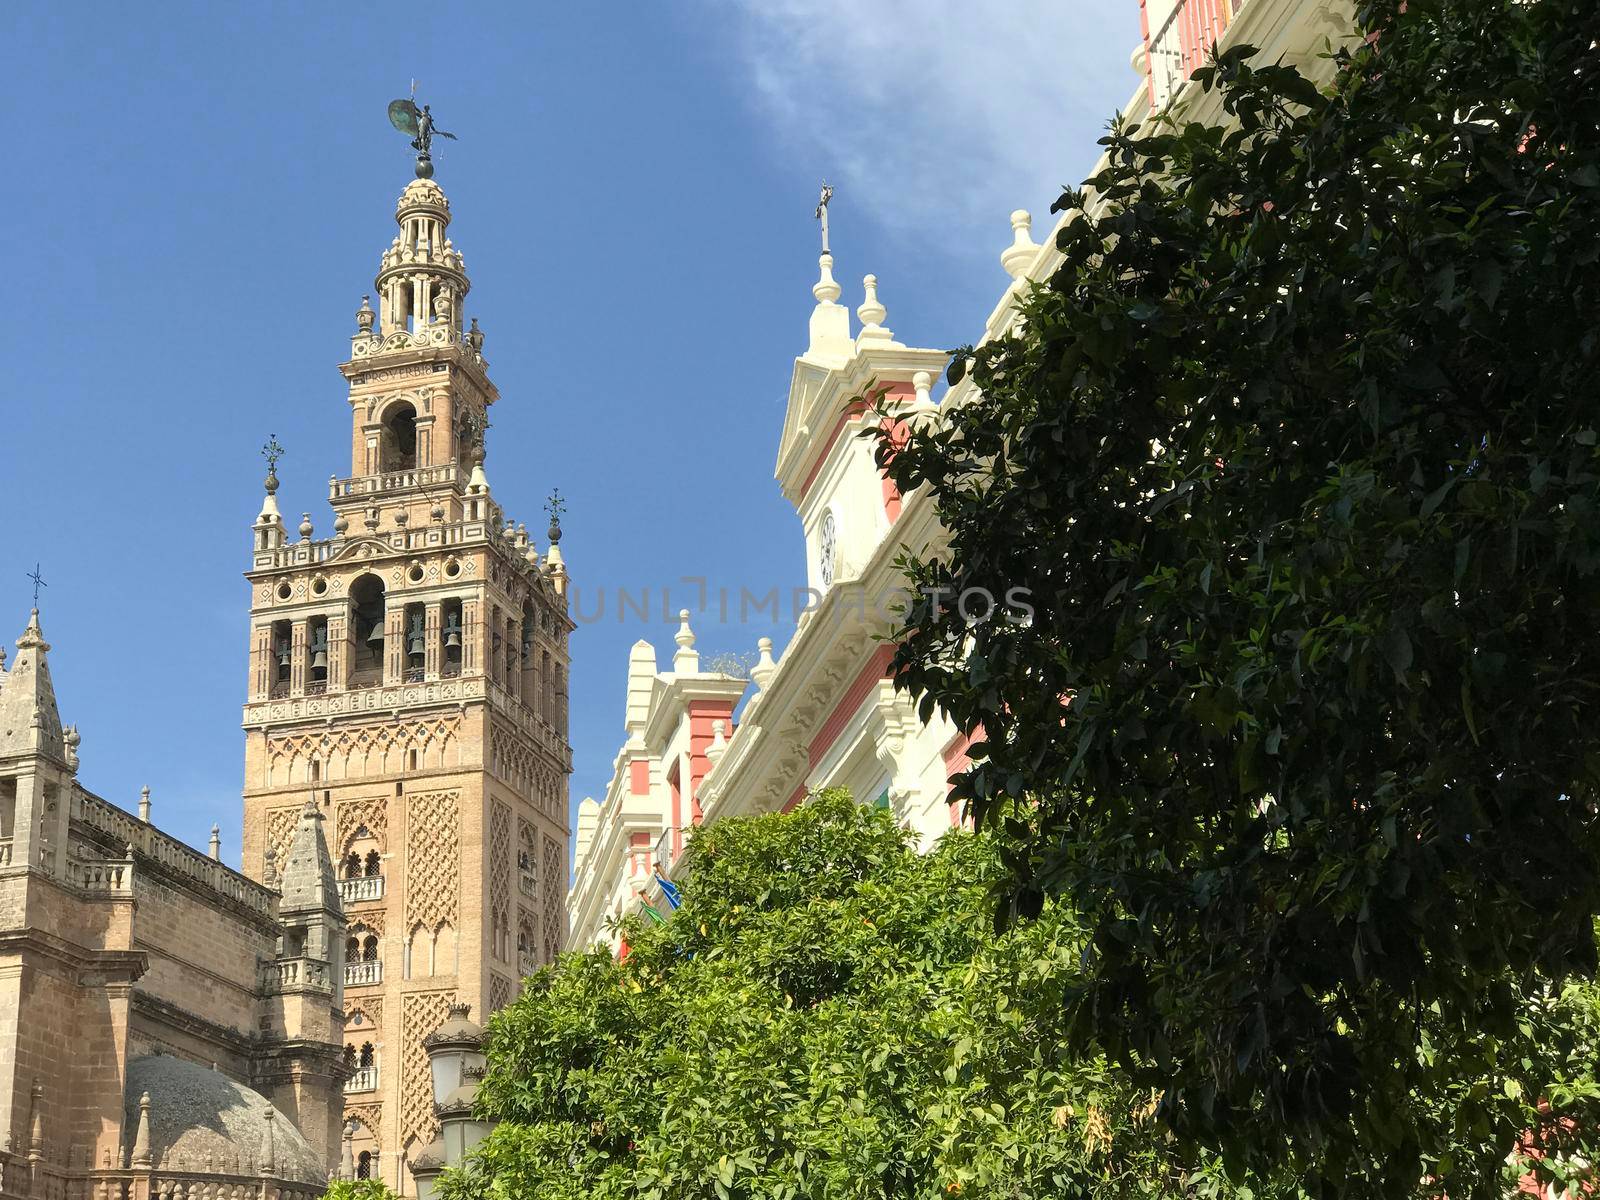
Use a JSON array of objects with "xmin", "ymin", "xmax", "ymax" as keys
[{"xmin": 818, "ymin": 511, "xmax": 837, "ymax": 589}]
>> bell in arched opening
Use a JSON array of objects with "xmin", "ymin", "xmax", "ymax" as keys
[
  {"xmin": 365, "ymin": 620, "xmax": 385, "ymax": 647},
  {"xmin": 443, "ymin": 613, "xmax": 462, "ymax": 649},
  {"xmin": 406, "ymin": 612, "xmax": 426, "ymax": 663}
]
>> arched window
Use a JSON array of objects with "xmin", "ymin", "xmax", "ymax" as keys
[
  {"xmin": 359, "ymin": 1042, "xmax": 375, "ymax": 1068},
  {"xmin": 356, "ymin": 1150, "xmax": 372, "ymax": 1180},
  {"xmin": 362, "ymin": 935, "xmax": 379, "ymax": 962},
  {"xmin": 364, "ymin": 849, "xmax": 382, "ymax": 877},
  {"xmin": 350, "ymin": 575, "xmax": 386, "ymax": 685},
  {"xmin": 380, "ymin": 402, "xmax": 418, "ymax": 473},
  {"xmin": 343, "ymin": 852, "xmax": 362, "ymax": 879},
  {"xmin": 345, "ymin": 935, "xmax": 359, "ymax": 961},
  {"xmin": 342, "ymin": 1045, "xmax": 357, "ymax": 1069}
]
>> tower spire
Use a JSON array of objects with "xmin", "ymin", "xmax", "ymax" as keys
[{"xmin": 0, "ymin": 609, "xmax": 65, "ymax": 763}]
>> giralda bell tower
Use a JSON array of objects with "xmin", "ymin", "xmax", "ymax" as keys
[{"xmin": 240, "ymin": 172, "xmax": 573, "ymax": 1184}]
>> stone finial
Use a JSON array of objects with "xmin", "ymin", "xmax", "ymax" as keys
[
  {"xmin": 673, "ymin": 610, "xmax": 699, "ymax": 674},
  {"xmin": 260, "ymin": 1108, "xmax": 275, "ymax": 1175},
  {"xmin": 298, "ymin": 513, "xmax": 314, "ymax": 541},
  {"xmin": 27, "ymin": 1079, "xmax": 43, "ymax": 1159},
  {"xmin": 355, "ymin": 295, "xmax": 375, "ymax": 334},
  {"xmin": 333, "ymin": 512, "xmax": 350, "ymax": 537},
  {"xmin": 129, "ymin": 1090, "xmax": 152, "ymax": 1167},
  {"xmin": 751, "ymin": 637, "xmax": 777, "ymax": 692},
  {"xmin": 1000, "ymin": 209, "xmax": 1040, "ymax": 280},
  {"xmin": 0, "ymin": 644, "xmax": 8, "ymax": 671},
  {"xmin": 807, "ymin": 254, "xmax": 851, "ymax": 358},
  {"xmin": 63, "ymin": 725, "xmax": 80, "ymax": 774},
  {"xmin": 857, "ymin": 274, "xmax": 892, "ymax": 342},
  {"xmin": 707, "ymin": 720, "xmax": 729, "ymax": 768},
  {"xmin": 363, "ymin": 508, "xmax": 380, "ymax": 534},
  {"xmin": 468, "ymin": 316, "xmax": 484, "ymax": 356},
  {"xmin": 138, "ymin": 786, "xmax": 151, "ymax": 823},
  {"xmin": 913, "ymin": 370, "xmax": 935, "ymax": 409},
  {"xmin": 209, "ymin": 824, "xmax": 221, "ymax": 861}
]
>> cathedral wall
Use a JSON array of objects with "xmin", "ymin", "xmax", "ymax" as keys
[
  {"xmin": 129, "ymin": 872, "xmax": 272, "ymax": 1036},
  {"xmin": 0, "ymin": 897, "xmax": 134, "ymax": 1165}
]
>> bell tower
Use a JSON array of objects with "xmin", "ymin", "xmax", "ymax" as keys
[{"xmin": 240, "ymin": 175, "xmax": 573, "ymax": 1188}]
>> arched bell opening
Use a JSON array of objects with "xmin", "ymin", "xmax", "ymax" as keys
[
  {"xmin": 441, "ymin": 598, "xmax": 464, "ymax": 678},
  {"xmin": 403, "ymin": 602, "xmax": 426, "ymax": 682},
  {"xmin": 380, "ymin": 401, "xmax": 418, "ymax": 473},
  {"xmin": 350, "ymin": 575, "xmax": 386, "ymax": 686}
]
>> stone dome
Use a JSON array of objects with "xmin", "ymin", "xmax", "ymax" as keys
[{"xmin": 123, "ymin": 1055, "xmax": 325, "ymax": 1181}]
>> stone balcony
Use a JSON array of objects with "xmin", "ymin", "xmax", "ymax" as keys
[
  {"xmin": 345, "ymin": 1065, "xmax": 380, "ymax": 1094},
  {"xmin": 345, "ymin": 960, "xmax": 383, "ymax": 988},
  {"xmin": 330, "ymin": 462, "xmax": 460, "ymax": 501},
  {"xmin": 271, "ymin": 957, "xmax": 331, "ymax": 992},
  {"xmin": 339, "ymin": 875, "xmax": 385, "ymax": 906}
]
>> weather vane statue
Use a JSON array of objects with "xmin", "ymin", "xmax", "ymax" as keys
[
  {"xmin": 814, "ymin": 181, "xmax": 834, "ymax": 255},
  {"xmin": 388, "ymin": 82, "xmax": 457, "ymax": 179}
]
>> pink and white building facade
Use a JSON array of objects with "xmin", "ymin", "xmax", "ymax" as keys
[{"xmin": 568, "ymin": 0, "xmax": 1358, "ymax": 952}]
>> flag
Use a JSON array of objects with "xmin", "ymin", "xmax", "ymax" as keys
[
  {"xmin": 656, "ymin": 873, "xmax": 683, "ymax": 911},
  {"xmin": 639, "ymin": 902, "xmax": 666, "ymax": 925}
]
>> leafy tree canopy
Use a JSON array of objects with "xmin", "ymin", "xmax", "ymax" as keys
[
  {"xmin": 323, "ymin": 1180, "xmax": 400, "ymax": 1200},
  {"xmin": 441, "ymin": 794, "xmax": 1198, "ymax": 1200},
  {"xmin": 872, "ymin": 0, "xmax": 1600, "ymax": 1191}
]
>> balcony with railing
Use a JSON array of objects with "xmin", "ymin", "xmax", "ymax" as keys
[
  {"xmin": 339, "ymin": 875, "xmax": 385, "ymax": 906},
  {"xmin": 1140, "ymin": 0, "xmax": 1243, "ymax": 108},
  {"xmin": 654, "ymin": 828, "xmax": 677, "ymax": 879},
  {"xmin": 345, "ymin": 959, "xmax": 383, "ymax": 988},
  {"xmin": 345, "ymin": 1065, "xmax": 380, "ymax": 1094}
]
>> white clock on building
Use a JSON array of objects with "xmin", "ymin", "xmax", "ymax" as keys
[{"xmin": 818, "ymin": 510, "xmax": 837, "ymax": 590}]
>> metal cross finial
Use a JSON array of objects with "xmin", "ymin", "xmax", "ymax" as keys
[
  {"xmin": 814, "ymin": 181, "xmax": 834, "ymax": 255},
  {"xmin": 262, "ymin": 434, "xmax": 284, "ymax": 475},
  {"xmin": 545, "ymin": 489, "xmax": 566, "ymax": 545},
  {"xmin": 26, "ymin": 564, "xmax": 46, "ymax": 608}
]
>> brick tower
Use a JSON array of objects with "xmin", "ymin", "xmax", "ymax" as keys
[{"xmin": 239, "ymin": 175, "xmax": 573, "ymax": 1187}]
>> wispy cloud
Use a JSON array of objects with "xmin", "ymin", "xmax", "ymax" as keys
[{"xmin": 704, "ymin": 1, "xmax": 1140, "ymax": 250}]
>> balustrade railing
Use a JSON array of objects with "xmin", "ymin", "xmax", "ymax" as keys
[
  {"xmin": 345, "ymin": 1064, "xmax": 380, "ymax": 1094},
  {"xmin": 271, "ymin": 957, "xmax": 330, "ymax": 991},
  {"xmin": 330, "ymin": 463, "xmax": 460, "ymax": 499},
  {"xmin": 1143, "ymin": 0, "xmax": 1242, "ymax": 108},
  {"xmin": 339, "ymin": 875, "xmax": 385, "ymax": 905},
  {"xmin": 345, "ymin": 959, "xmax": 383, "ymax": 987}
]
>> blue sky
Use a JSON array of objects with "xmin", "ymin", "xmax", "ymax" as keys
[{"xmin": 1, "ymin": 2, "xmax": 1135, "ymax": 867}]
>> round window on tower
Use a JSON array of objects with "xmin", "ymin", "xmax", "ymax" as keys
[
  {"xmin": 443, "ymin": 558, "xmax": 461, "ymax": 579},
  {"xmin": 276, "ymin": 581, "xmax": 293, "ymax": 602},
  {"xmin": 817, "ymin": 510, "xmax": 837, "ymax": 590},
  {"xmin": 407, "ymin": 563, "xmax": 425, "ymax": 584}
]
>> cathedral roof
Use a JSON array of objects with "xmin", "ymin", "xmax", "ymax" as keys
[
  {"xmin": 0, "ymin": 610, "xmax": 65, "ymax": 764},
  {"xmin": 123, "ymin": 1055, "xmax": 324, "ymax": 1180},
  {"xmin": 277, "ymin": 797, "xmax": 340, "ymax": 918}
]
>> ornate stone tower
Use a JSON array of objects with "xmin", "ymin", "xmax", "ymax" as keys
[{"xmin": 240, "ymin": 176, "xmax": 573, "ymax": 1187}]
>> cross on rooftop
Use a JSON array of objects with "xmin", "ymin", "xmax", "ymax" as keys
[{"xmin": 26, "ymin": 563, "xmax": 46, "ymax": 608}]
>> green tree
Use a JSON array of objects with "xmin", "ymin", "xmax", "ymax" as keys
[
  {"xmin": 322, "ymin": 1181, "xmax": 400, "ymax": 1200},
  {"xmin": 440, "ymin": 794, "xmax": 1193, "ymax": 1200},
  {"xmin": 871, "ymin": 0, "xmax": 1600, "ymax": 1192}
]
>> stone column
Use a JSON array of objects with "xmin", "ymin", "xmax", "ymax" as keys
[
  {"xmin": 289, "ymin": 620, "xmax": 308, "ymax": 698},
  {"xmin": 424, "ymin": 602, "xmax": 442, "ymax": 681}
]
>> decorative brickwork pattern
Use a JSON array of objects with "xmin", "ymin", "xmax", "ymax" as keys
[
  {"xmin": 405, "ymin": 790, "xmax": 460, "ymax": 933},
  {"xmin": 490, "ymin": 801, "xmax": 512, "ymax": 928},
  {"xmin": 265, "ymin": 714, "xmax": 462, "ymax": 787},
  {"xmin": 346, "ymin": 996, "xmax": 384, "ymax": 1030},
  {"xmin": 488, "ymin": 972, "xmax": 514, "ymax": 1014},
  {"xmin": 336, "ymin": 796, "xmax": 390, "ymax": 855},
  {"xmin": 347, "ymin": 1101, "xmax": 382, "ymax": 1143},
  {"xmin": 541, "ymin": 835, "xmax": 564, "ymax": 961},
  {"xmin": 401, "ymin": 991, "xmax": 455, "ymax": 1147},
  {"xmin": 264, "ymin": 806, "xmax": 300, "ymax": 877}
]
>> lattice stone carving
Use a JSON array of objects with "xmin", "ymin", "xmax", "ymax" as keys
[
  {"xmin": 490, "ymin": 801, "xmax": 512, "ymax": 926},
  {"xmin": 541, "ymin": 835, "xmax": 564, "ymax": 960},
  {"xmin": 405, "ymin": 790, "xmax": 460, "ymax": 932},
  {"xmin": 264, "ymin": 806, "xmax": 300, "ymax": 878},
  {"xmin": 349, "ymin": 911, "xmax": 386, "ymax": 938},
  {"xmin": 337, "ymin": 796, "xmax": 390, "ymax": 855},
  {"xmin": 347, "ymin": 1101, "xmax": 382, "ymax": 1143},
  {"xmin": 401, "ymin": 991, "xmax": 455, "ymax": 1146},
  {"xmin": 267, "ymin": 713, "xmax": 462, "ymax": 786},
  {"xmin": 488, "ymin": 972, "xmax": 514, "ymax": 1014}
]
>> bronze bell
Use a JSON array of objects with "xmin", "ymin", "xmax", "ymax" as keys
[
  {"xmin": 311, "ymin": 647, "xmax": 329, "ymax": 671},
  {"xmin": 444, "ymin": 621, "xmax": 462, "ymax": 649},
  {"xmin": 407, "ymin": 614, "xmax": 426, "ymax": 659},
  {"xmin": 365, "ymin": 620, "xmax": 385, "ymax": 646},
  {"xmin": 275, "ymin": 640, "xmax": 291, "ymax": 667}
]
